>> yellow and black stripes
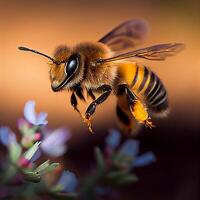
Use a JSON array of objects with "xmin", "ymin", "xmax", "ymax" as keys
[
  {"xmin": 130, "ymin": 64, "xmax": 168, "ymax": 114},
  {"xmin": 130, "ymin": 64, "xmax": 139, "ymax": 87},
  {"xmin": 115, "ymin": 62, "xmax": 168, "ymax": 134},
  {"xmin": 145, "ymin": 71, "xmax": 168, "ymax": 113},
  {"xmin": 138, "ymin": 67, "xmax": 149, "ymax": 92}
]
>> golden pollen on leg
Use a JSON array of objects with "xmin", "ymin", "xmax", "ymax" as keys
[
  {"xmin": 130, "ymin": 100, "xmax": 154, "ymax": 128},
  {"xmin": 132, "ymin": 100, "xmax": 148, "ymax": 121}
]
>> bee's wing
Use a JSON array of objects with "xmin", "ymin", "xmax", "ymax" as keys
[
  {"xmin": 97, "ymin": 43, "xmax": 185, "ymax": 63},
  {"xmin": 99, "ymin": 19, "xmax": 149, "ymax": 52}
]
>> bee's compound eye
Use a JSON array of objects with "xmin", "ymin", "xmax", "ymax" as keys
[{"xmin": 65, "ymin": 55, "xmax": 79, "ymax": 76}]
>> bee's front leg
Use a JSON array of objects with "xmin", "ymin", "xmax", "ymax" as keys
[
  {"xmin": 84, "ymin": 85, "xmax": 112, "ymax": 133},
  {"xmin": 70, "ymin": 92, "xmax": 82, "ymax": 117},
  {"xmin": 74, "ymin": 84, "xmax": 86, "ymax": 102},
  {"xmin": 117, "ymin": 84, "xmax": 137, "ymax": 104},
  {"xmin": 70, "ymin": 85, "xmax": 86, "ymax": 117}
]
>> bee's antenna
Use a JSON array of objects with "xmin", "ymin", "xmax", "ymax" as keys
[{"xmin": 18, "ymin": 46, "xmax": 59, "ymax": 64}]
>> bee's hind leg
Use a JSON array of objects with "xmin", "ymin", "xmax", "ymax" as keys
[
  {"xmin": 84, "ymin": 85, "xmax": 112, "ymax": 133},
  {"xmin": 117, "ymin": 84, "xmax": 137, "ymax": 104},
  {"xmin": 117, "ymin": 84, "xmax": 154, "ymax": 128}
]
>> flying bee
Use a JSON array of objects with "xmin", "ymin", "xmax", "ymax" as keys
[{"xmin": 18, "ymin": 19, "xmax": 185, "ymax": 134}]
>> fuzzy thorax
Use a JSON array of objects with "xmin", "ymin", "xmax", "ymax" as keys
[{"xmin": 75, "ymin": 42, "xmax": 117, "ymax": 90}]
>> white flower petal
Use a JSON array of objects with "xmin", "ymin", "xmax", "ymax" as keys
[
  {"xmin": 36, "ymin": 112, "xmax": 48, "ymax": 125},
  {"xmin": 50, "ymin": 128, "xmax": 71, "ymax": 144},
  {"xmin": 41, "ymin": 128, "xmax": 70, "ymax": 157},
  {"xmin": 24, "ymin": 101, "xmax": 37, "ymax": 124},
  {"xmin": 41, "ymin": 143, "xmax": 67, "ymax": 157}
]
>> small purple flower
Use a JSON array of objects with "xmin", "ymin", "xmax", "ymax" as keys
[
  {"xmin": 105, "ymin": 129, "xmax": 121, "ymax": 150},
  {"xmin": 41, "ymin": 128, "xmax": 70, "ymax": 157},
  {"xmin": 119, "ymin": 139, "xmax": 139, "ymax": 157},
  {"xmin": 104, "ymin": 130, "xmax": 156, "ymax": 169},
  {"xmin": 117, "ymin": 138, "xmax": 156, "ymax": 168},
  {"xmin": 56, "ymin": 171, "xmax": 78, "ymax": 193},
  {"xmin": 0, "ymin": 126, "xmax": 16, "ymax": 146},
  {"xmin": 133, "ymin": 151, "xmax": 156, "ymax": 167},
  {"xmin": 24, "ymin": 101, "xmax": 48, "ymax": 126}
]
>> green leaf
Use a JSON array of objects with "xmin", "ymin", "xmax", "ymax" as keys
[
  {"xmin": 24, "ymin": 141, "xmax": 41, "ymax": 160},
  {"xmin": 37, "ymin": 163, "xmax": 59, "ymax": 175},
  {"xmin": 105, "ymin": 171, "xmax": 127, "ymax": 185},
  {"xmin": 35, "ymin": 160, "xmax": 50, "ymax": 173},
  {"xmin": 19, "ymin": 123, "xmax": 30, "ymax": 136},
  {"xmin": 117, "ymin": 174, "xmax": 138, "ymax": 185},
  {"xmin": 106, "ymin": 171, "xmax": 127, "ymax": 180},
  {"xmin": 21, "ymin": 136, "xmax": 34, "ymax": 148},
  {"xmin": 9, "ymin": 142, "xmax": 22, "ymax": 163},
  {"xmin": 94, "ymin": 147, "xmax": 105, "ymax": 171},
  {"xmin": 50, "ymin": 184, "xmax": 65, "ymax": 193},
  {"xmin": 105, "ymin": 171, "xmax": 138, "ymax": 186},
  {"xmin": 24, "ymin": 171, "xmax": 41, "ymax": 183},
  {"xmin": 112, "ymin": 152, "xmax": 133, "ymax": 169}
]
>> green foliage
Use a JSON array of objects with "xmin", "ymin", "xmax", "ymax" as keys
[
  {"xmin": 94, "ymin": 147, "xmax": 106, "ymax": 172},
  {"xmin": 24, "ymin": 171, "xmax": 41, "ymax": 183},
  {"xmin": 9, "ymin": 142, "xmax": 22, "ymax": 163}
]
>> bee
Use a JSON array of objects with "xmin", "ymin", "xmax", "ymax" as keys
[{"xmin": 18, "ymin": 19, "xmax": 185, "ymax": 134}]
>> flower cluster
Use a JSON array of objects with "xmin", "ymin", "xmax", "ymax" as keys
[
  {"xmin": 105, "ymin": 129, "xmax": 156, "ymax": 169},
  {"xmin": 0, "ymin": 101, "xmax": 78, "ymax": 199},
  {"xmin": 0, "ymin": 100, "xmax": 156, "ymax": 200},
  {"xmin": 81, "ymin": 129, "xmax": 156, "ymax": 199}
]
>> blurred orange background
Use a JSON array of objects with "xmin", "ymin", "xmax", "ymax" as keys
[
  {"xmin": 1, "ymin": 1, "xmax": 200, "ymax": 200},
  {"xmin": 1, "ymin": 0, "xmax": 200, "ymax": 137}
]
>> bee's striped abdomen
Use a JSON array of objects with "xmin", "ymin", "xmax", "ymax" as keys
[
  {"xmin": 131, "ymin": 64, "xmax": 169, "ymax": 115},
  {"xmin": 116, "ymin": 63, "xmax": 169, "ymax": 135}
]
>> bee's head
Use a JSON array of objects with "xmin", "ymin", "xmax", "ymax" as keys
[
  {"xmin": 50, "ymin": 46, "xmax": 85, "ymax": 92},
  {"xmin": 18, "ymin": 46, "xmax": 85, "ymax": 92}
]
